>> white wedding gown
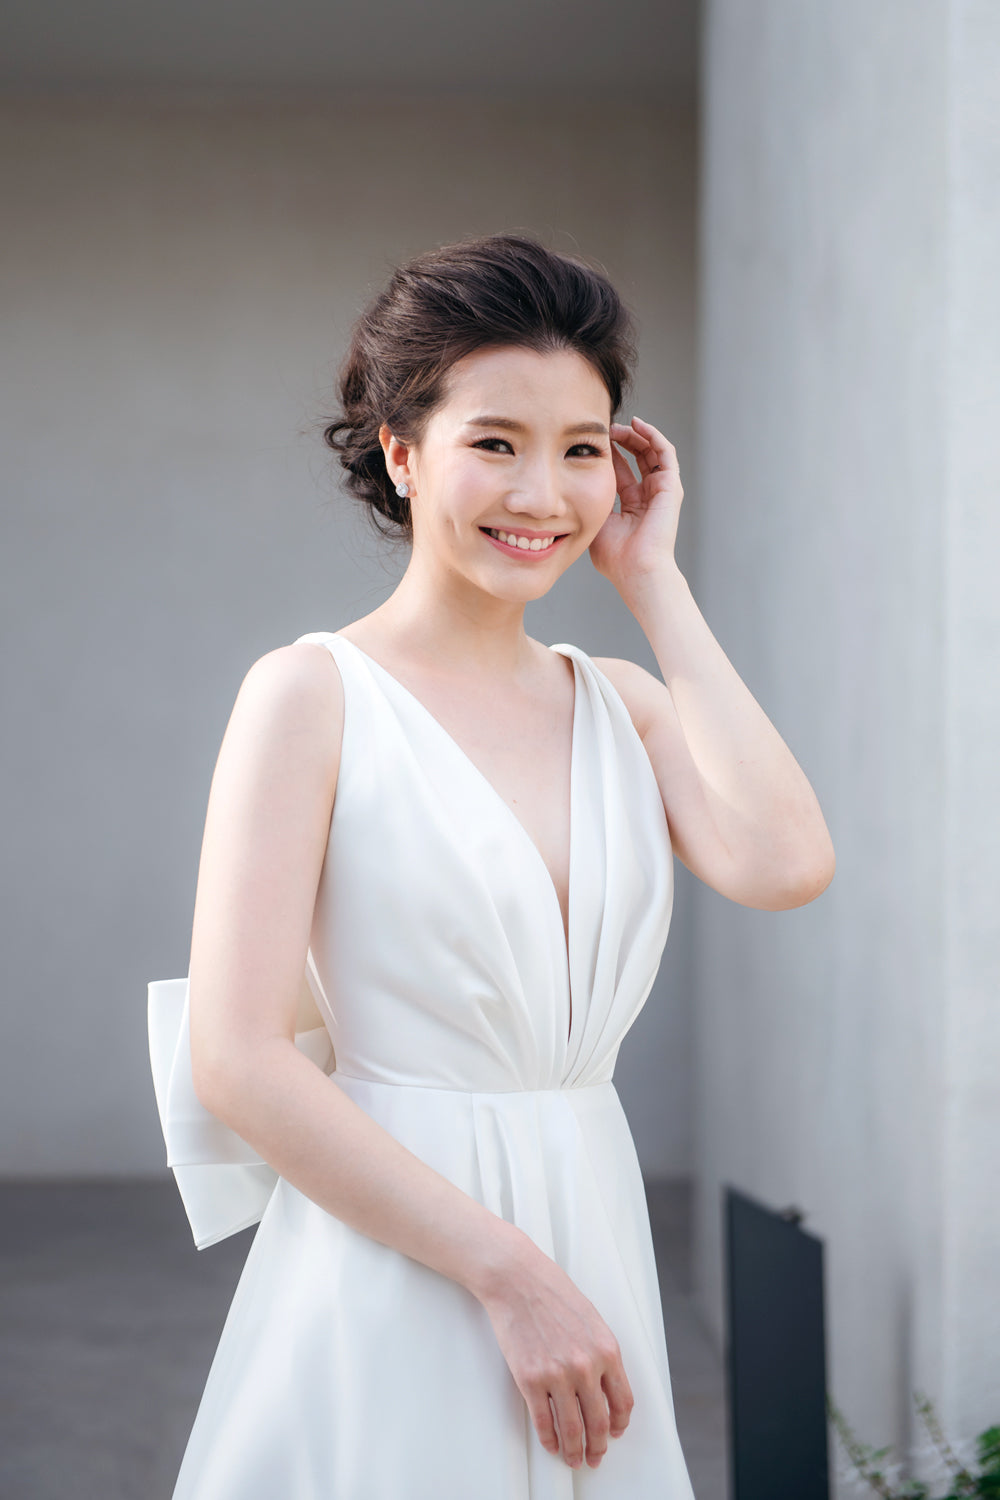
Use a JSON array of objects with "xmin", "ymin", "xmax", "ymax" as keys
[{"xmin": 148, "ymin": 631, "xmax": 697, "ymax": 1498}]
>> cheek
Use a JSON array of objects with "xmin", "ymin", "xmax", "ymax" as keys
[
  {"xmin": 440, "ymin": 451, "xmax": 495, "ymax": 503},
  {"xmin": 586, "ymin": 464, "xmax": 619, "ymax": 522}
]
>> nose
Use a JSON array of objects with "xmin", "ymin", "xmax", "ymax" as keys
[{"xmin": 503, "ymin": 455, "xmax": 569, "ymax": 522}]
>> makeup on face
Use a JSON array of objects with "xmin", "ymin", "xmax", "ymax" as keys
[{"xmin": 406, "ymin": 346, "xmax": 617, "ymax": 587}]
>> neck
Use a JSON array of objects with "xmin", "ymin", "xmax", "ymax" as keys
[{"xmin": 354, "ymin": 550, "xmax": 539, "ymax": 678}]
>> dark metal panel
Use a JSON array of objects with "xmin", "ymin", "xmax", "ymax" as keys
[{"xmin": 724, "ymin": 1185, "xmax": 830, "ymax": 1500}]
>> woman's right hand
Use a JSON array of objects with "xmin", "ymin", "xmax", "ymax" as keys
[{"xmin": 476, "ymin": 1237, "xmax": 634, "ymax": 1471}]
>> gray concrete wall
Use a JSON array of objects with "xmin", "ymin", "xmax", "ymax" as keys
[
  {"xmin": 0, "ymin": 95, "xmax": 699, "ymax": 1179},
  {"xmin": 694, "ymin": 0, "xmax": 999, "ymax": 1477},
  {"xmin": 940, "ymin": 0, "xmax": 1000, "ymax": 1440}
]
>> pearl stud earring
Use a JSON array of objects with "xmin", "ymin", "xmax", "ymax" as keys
[{"xmin": 395, "ymin": 481, "xmax": 409, "ymax": 498}]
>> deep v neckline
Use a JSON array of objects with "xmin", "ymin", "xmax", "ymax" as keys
[{"xmin": 333, "ymin": 633, "xmax": 578, "ymax": 1035}]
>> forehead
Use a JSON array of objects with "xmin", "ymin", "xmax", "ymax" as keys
[{"xmin": 436, "ymin": 345, "xmax": 612, "ymax": 424}]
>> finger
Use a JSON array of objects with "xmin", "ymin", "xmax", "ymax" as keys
[
  {"xmin": 630, "ymin": 418, "xmax": 679, "ymax": 473},
  {"xmin": 637, "ymin": 444, "xmax": 676, "ymax": 481},
  {"xmin": 602, "ymin": 1364, "xmax": 635, "ymax": 1438},
  {"xmin": 629, "ymin": 414, "xmax": 671, "ymax": 445},
  {"xmin": 526, "ymin": 1390, "xmax": 560, "ymax": 1456},
  {"xmin": 550, "ymin": 1390, "xmax": 586, "ymax": 1469},
  {"xmin": 577, "ymin": 1383, "xmax": 612, "ymax": 1468},
  {"xmin": 610, "ymin": 421, "xmax": 653, "ymax": 455},
  {"xmin": 610, "ymin": 443, "xmax": 640, "ymax": 494},
  {"xmin": 612, "ymin": 423, "xmax": 672, "ymax": 484}
]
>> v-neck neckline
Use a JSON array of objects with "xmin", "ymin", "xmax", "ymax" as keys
[{"xmin": 333, "ymin": 632, "xmax": 579, "ymax": 1038}]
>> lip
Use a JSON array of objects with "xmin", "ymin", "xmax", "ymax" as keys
[{"xmin": 479, "ymin": 525, "xmax": 570, "ymax": 559}]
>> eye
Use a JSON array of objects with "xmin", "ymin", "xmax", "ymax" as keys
[
  {"xmin": 473, "ymin": 437, "xmax": 515, "ymax": 454},
  {"xmin": 567, "ymin": 442, "xmax": 605, "ymax": 458}
]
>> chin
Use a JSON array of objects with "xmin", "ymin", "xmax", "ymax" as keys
[
  {"xmin": 485, "ymin": 576, "xmax": 556, "ymax": 605},
  {"xmin": 488, "ymin": 550, "xmax": 578, "ymax": 594}
]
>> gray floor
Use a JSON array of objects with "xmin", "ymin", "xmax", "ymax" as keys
[{"xmin": 0, "ymin": 1179, "xmax": 727, "ymax": 1499}]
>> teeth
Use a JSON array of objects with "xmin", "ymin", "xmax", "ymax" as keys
[{"xmin": 489, "ymin": 529, "xmax": 557, "ymax": 551}]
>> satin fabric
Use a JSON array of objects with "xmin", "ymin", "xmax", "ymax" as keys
[{"xmin": 148, "ymin": 632, "xmax": 696, "ymax": 1498}]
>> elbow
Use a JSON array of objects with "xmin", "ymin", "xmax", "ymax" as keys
[
  {"xmin": 190, "ymin": 1036, "xmax": 256, "ymax": 1123},
  {"xmin": 191, "ymin": 1033, "xmax": 291, "ymax": 1125},
  {"xmin": 729, "ymin": 823, "xmax": 835, "ymax": 910},
  {"xmin": 716, "ymin": 825, "xmax": 836, "ymax": 910},
  {"xmin": 771, "ymin": 835, "xmax": 836, "ymax": 910}
]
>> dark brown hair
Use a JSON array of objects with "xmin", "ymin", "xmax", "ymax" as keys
[{"xmin": 323, "ymin": 233, "xmax": 636, "ymax": 540}]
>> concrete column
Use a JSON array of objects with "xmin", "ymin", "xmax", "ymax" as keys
[
  {"xmin": 694, "ymin": 0, "xmax": 999, "ymax": 1479},
  {"xmin": 941, "ymin": 0, "xmax": 1000, "ymax": 1436}
]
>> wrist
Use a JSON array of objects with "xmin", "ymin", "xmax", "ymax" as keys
[
  {"xmin": 620, "ymin": 559, "xmax": 690, "ymax": 618},
  {"xmin": 463, "ymin": 1219, "xmax": 541, "ymax": 1307}
]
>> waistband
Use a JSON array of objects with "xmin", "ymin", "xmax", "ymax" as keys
[{"xmin": 331, "ymin": 1071, "xmax": 616, "ymax": 1099}]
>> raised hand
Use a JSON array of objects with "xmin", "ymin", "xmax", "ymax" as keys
[
  {"xmin": 477, "ymin": 1242, "xmax": 633, "ymax": 1471},
  {"xmin": 589, "ymin": 415, "xmax": 685, "ymax": 599}
]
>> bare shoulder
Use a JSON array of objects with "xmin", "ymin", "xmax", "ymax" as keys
[
  {"xmin": 220, "ymin": 640, "xmax": 345, "ymax": 791},
  {"xmin": 189, "ymin": 642, "xmax": 348, "ymax": 1086},
  {"xmin": 238, "ymin": 640, "xmax": 343, "ymax": 715},
  {"xmin": 589, "ymin": 655, "xmax": 671, "ymax": 740}
]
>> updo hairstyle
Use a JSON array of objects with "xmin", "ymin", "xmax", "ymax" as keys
[{"xmin": 323, "ymin": 234, "xmax": 637, "ymax": 541}]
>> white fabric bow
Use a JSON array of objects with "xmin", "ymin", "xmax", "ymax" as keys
[{"xmin": 147, "ymin": 976, "xmax": 334, "ymax": 1249}]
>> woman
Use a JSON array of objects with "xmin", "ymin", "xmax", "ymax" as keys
[{"xmin": 150, "ymin": 233, "xmax": 835, "ymax": 1497}]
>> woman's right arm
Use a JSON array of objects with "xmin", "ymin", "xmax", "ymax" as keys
[{"xmin": 187, "ymin": 643, "xmax": 632, "ymax": 1473}]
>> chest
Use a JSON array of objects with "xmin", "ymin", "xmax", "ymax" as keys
[
  {"xmin": 452, "ymin": 702, "xmax": 574, "ymax": 934},
  {"xmin": 384, "ymin": 671, "xmax": 575, "ymax": 938}
]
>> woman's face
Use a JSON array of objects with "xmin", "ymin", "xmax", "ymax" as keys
[{"xmin": 385, "ymin": 344, "xmax": 618, "ymax": 605}]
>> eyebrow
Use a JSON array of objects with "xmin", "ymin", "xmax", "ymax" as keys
[{"xmin": 462, "ymin": 415, "xmax": 609, "ymax": 436}]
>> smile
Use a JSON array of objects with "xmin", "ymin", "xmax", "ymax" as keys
[{"xmin": 481, "ymin": 527, "xmax": 568, "ymax": 555}]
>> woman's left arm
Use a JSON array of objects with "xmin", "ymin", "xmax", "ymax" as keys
[{"xmin": 590, "ymin": 416, "xmax": 836, "ymax": 912}]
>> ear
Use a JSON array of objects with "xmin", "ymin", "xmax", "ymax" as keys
[{"xmin": 379, "ymin": 424, "xmax": 412, "ymax": 491}]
